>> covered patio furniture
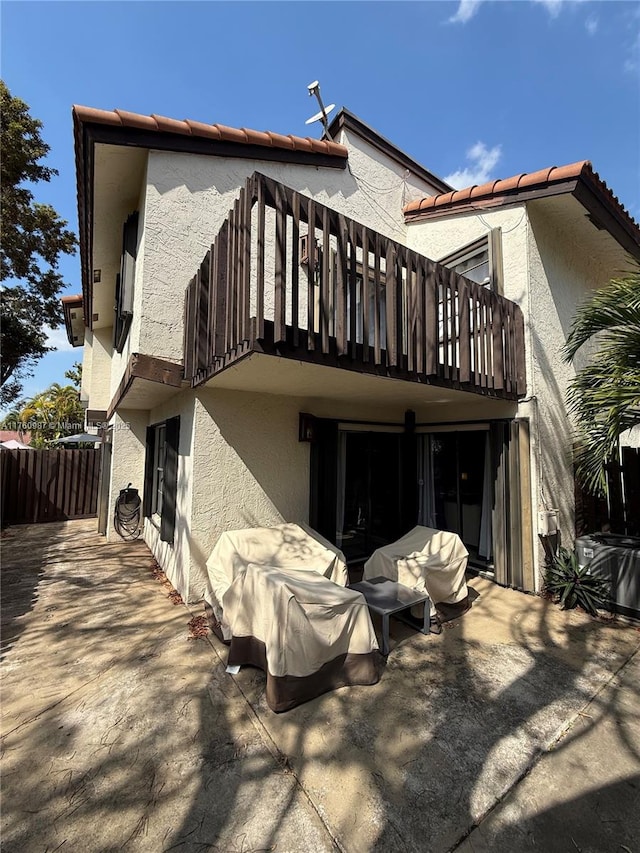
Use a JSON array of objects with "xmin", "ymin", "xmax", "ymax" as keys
[
  {"xmin": 363, "ymin": 526, "xmax": 469, "ymax": 618},
  {"xmin": 205, "ymin": 523, "xmax": 348, "ymax": 640},
  {"xmin": 223, "ymin": 564, "xmax": 380, "ymax": 712}
]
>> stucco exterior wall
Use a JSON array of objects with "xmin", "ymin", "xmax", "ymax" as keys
[
  {"xmin": 524, "ymin": 200, "xmax": 628, "ymax": 554},
  {"xmin": 106, "ymin": 409, "xmax": 148, "ymax": 542},
  {"xmin": 88, "ymin": 327, "xmax": 115, "ymax": 412},
  {"xmin": 109, "ymin": 180, "xmax": 149, "ymax": 402},
  {"xmin": 80, "ymin": 329, "xmax": 93, "ymax": 407},
  {"xmin": 138, "ymin": 131, "xmax": 439, "ymax": 364},
  {"xmin": 143, "ymin": 389, "xmax": 196, "ymax": 600}
]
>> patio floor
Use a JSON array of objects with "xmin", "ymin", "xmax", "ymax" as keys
[{"xmin": 1, "ymin": 519, "xmax": 639, "ymax": 852}]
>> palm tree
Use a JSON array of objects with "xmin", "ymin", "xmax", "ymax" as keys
[
  {"xmin": 18, "ymin": 383, "xmax": 84, "ymax": 447},
  {"xmin": 564, "ymin": 267, "xmax": 640, "ymax": 496}
]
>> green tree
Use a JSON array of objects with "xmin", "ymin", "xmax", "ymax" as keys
[
  {"xmin": 18, "ymin": 382, "xmax": 84, "ymax": 447},
  {"xmin": 564, "ymin": 268, "xmax": 640, "ymax": 496},
  {"xmin": 1, "ymin": 81, "xmax": 77, "ymax": 406},
  {"xmin": 64, "ymin": 361, "xmax": 82, "ymax": 390}
]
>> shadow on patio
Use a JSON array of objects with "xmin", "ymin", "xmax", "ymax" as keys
[{"xmin": 1, "ymin": 520, "xmax": 639, "ymax": 852}]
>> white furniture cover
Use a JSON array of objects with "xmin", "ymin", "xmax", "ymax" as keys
[
  {"xmin": 223, "ymin": 564, "xmax": 380, "ymax": 712},
  {"xmin": 205, "ymin": 523, "xmax": 348, "ymax": 640},
  {"xmin": 364, "ymin": 526, "xmax": 469, "ymax": 616}
]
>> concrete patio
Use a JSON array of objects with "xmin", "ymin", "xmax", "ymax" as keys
[{"xmin": 1, "ymin": 520, "xmax": 639, "ymax": 852}]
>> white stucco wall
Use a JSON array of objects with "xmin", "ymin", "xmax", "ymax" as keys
[
  {"xmin": 109, "ymin": 180, "xmax": 149, "ymax": 401},
  {"xmin": 143, "ymin": 389, "xmax": 196, "ymax": 600},
  {"xmin": 106, "ymin": 409, "xmax": 148, "ymax": 542},
  {"xmin": 136, "ymin": 130, "xmax": 440, "ymax": 365},
  {"xmin": 88, "ymin": 327, "xmax": 115, "ymax": 412},
  {"xmin": 80, "ymin": 329, "xmax": 93, "ymax": 406},
  {"xmin": 524, "ymin": 200, "xmax": 629, "ymax": 553}
]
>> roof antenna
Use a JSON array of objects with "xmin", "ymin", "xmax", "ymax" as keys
[{"xmin": 305, "ymin": 80, "xmax": 335, "ymax": 140}]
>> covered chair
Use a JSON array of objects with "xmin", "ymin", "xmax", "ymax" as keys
[
  {"xmin": 205, "ymin": 523, "xmax": 348, "ymax": 640},
  {"xmin": 364, "ymin": 526, "xmax": 469, "ymax": 617},
  {"xmin": 223, "ymin": 564, "xmax": 380, "ymax": 712}
]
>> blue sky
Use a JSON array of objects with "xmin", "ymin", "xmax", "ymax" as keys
[{"xmin": 1, "ymin": 0, "xmax": 639, "ymax": 408}]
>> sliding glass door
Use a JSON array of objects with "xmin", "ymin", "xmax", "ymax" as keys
[
  {"xmin": 418, "ymin": 430, "xmax": 493, "ymax": 565},
  {"xmin": 336, "ymin": 432, "xmax": 403, "ymax": 562}
]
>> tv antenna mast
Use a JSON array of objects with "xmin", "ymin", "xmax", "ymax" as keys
[{"xmin": 305, "ymin": 80, "xmax": 335, "ymax": 140}]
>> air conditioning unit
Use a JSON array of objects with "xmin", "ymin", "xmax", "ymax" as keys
[{"xmin": 576, "ymin": 533, "xmax": 640, "ymax": 619}]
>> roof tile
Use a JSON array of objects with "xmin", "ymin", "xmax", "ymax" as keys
[
  {"xmin": 266, "ymin": 131, "xmax": 296, "ymax": 150},
  {"xmin": 403, "ymin": 159, "xmax": 638, "ymax": 247},
  {"xmin": 215, "ymin": 124, "xmax": 250, "ymax": 144},
  {"xmin": 72, "ymin": 105, "xmax": 348, "ymax": 159},
  {"xmin": 183, "ymin": 119, "xmax": 223, "ymax": 140},
  {"xmin": 151, "ymin": 114, "xmax": 192, "ymax": 135},
  {"xmin": 113, "ymin": 109, "xmax": 157, "ymax": 131}
]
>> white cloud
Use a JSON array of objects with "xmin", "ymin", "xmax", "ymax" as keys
[
  {"xmin": 585, "ymin": 14, "xmax": 598, "ymax": 35},
  {"xmin": 448, "ymin": 0, "xmax": 484, "ymax": 24},
  {"xmin": 624, "ymin": 30, "xmax": 640, "ymax": 73},
  {"xmin": 44, "ymin": 326, "xmax": 74, "ymax": 353},
  {"xmin": 533, "ymin": 0, "xmax": 565, "ymax": 19},
  {"xmin": 448, "ymin": 0, "xmax": 590, "ymax": 26},
  {"xmin": 444, "ymin": 142, "xmax": 502, "ymax": 190}
]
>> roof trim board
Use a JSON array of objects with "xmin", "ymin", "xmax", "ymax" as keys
[{"xmin": 328, "ymin": 108, "xmax": 452, "ymax": 195}]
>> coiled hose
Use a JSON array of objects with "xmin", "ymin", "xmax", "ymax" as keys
[{"xmin": 114, "ymin": 483, "xmax": 141, "ymax": 540}]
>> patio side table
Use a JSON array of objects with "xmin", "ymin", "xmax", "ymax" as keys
[{"xmin": 349, "ymin": 576, "xmax": 431, "ymax": 656}]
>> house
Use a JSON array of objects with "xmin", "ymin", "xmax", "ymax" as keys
[{"xmin": 66, "ymin": 104, "xmax": 640, "ymax": 605}]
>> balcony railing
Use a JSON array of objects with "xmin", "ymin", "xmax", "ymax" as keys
[{"xmin": 183, "ymin": 172, "xmax": 526, "ymax": 398}]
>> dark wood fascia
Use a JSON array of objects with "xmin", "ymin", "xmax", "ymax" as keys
[
  {"xmin": 86, "ymin": 124, "xmax": 348, "ymax": 171},
  {"xmin": 573, "ymin": 178, "xmax": 640, "ymax": 260},
  {"xmin": 404, "ymin": 180, "xmax": 580, "ymax": 223},
  {"xmin": 328, "ymin": 109, "xmax": 452, "ymax": 195},
  {"xmin": 75, "ymin": 117, "xmax": 95, "ymax": 329},
  {"xmin": 106, "ymin": 353, "xmax": 184, "ymax": 420}
]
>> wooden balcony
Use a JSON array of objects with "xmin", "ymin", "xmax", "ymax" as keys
[{"xmin": 183, "ymin": 172, "xmax": 526, "ymax": 399}]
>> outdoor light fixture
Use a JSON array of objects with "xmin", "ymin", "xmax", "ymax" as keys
[{"xmin": 299, "ymin": 412, "xmax": 316, "ymax": 442}]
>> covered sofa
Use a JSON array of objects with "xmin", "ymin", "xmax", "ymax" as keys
[
  {"xmin": 205, "ymin": 522, "xmax": 348, "ymax": 640},
  {"xmin": 223, "ymin": 564, "xmax": 380, "ymax": 712},
  {"xmin": 364, "ymin": 526, "xmax": 469, "ymax": 617}
]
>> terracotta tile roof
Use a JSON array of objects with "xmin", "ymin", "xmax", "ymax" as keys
[
  {"xmin": 72, "ymin": 105, "xmax": 348, "ymax": 158},
  {"xmin": 404, "ymin": 161, "xmax": 639, "ymax": 238},
  {"xmin": 61, "ymin": 294, "xmax": 83, "ymax": 306}
]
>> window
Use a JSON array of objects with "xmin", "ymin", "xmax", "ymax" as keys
[
  {"xmin": 152, "ymin": 424, "xmax": 166, "ymax": 516},
  {"xmin": 143, "ymin": 417, "xmax": 180, "ymax": 544},
  {"xmin": 438, "ymin": 229, "xmax": 503, "ymax": 295},
  {"xmin": 114, "ymin": 211, "xmax": 139, "ymax": 353}
]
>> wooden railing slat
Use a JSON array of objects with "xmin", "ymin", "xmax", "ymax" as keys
[
  {"xmin": 385, "ymin": 242, "xmax": 397, "ymax": 367},
  {"xmin": 242, "ymin": 182, "xmax": 252, "ymax": 342},
  {"xmin": 306, "ymin": 198, "xmax": 315, "ymax": 351},
  {"xmin": 321, "ymin": 204, "xmax": 331, "ymax": 353},
  {"xmin": 291, "ymin": 191, "xmax": 300, "ymax": 347},
  {"xmin": 335, "ymin": 213, "xmax": 348, "ymax": 355},
  {"xmin": 274, "ymin": 183, "xmax": 287, "ymax": 345},
  {"xmin": 349, "ymin": 218, "xmax": 358, "ymax": 360}
]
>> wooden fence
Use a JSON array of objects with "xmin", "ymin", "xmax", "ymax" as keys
[
  {"xmin": 575, "ymin": 445, "xmax": 640, "ymax": 537},
  {"xmin": 1, "ymin": 448, "xmax": 101, "ymax": 525}
]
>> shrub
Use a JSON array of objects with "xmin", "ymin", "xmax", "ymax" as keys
[{"xmin": 544, "ymin": 547, "xmax": 608, "ymax": 616}]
